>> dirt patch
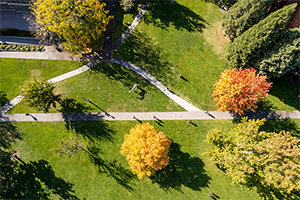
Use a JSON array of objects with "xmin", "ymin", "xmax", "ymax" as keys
[{"xmin": 203, "ymin": 21, "xmax": 230, "ymax": 56}]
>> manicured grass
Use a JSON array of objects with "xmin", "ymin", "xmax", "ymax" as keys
[
  {"xmin": 10, "ymin": 62, "xmax": 183, "ymax": 113},
  {"xmin": 113, "ymin": 0, "xmax": 231, "ymax": 111},
  {"xmin": 8, "ymin": 119, "xmax": 265, "ymax": 200},
  {"xmin": 8, "ymin": 119, "xmax": 300, "ymax": 199},
  {"xmin": 0, "ymin": 58, "xmax": 86, "ymax": 100},
  {"xmin": 113, "ymin": 0, "xmax": 299, "ymax": 111}
]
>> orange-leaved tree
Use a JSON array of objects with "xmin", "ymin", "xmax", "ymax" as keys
[
  {"xmin": 120, "ymin": 123, "xmax": 172, "ymax": 179},
  {"xmin": 212, "ymin": 67, "xmax": 272, "ymax": 115}
]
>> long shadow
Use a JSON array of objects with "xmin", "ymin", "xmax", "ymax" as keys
[
  {"xmin": 231, "ymin": 100, "xmax": 280, "ymax": 120},
  {"xmin": 112, "ymin": 1, "xmax": 126, "ymax": 44},
  {"xmin": 91, "ymin": 62, "xmax": 149, "ymax": 88},
  {"xmin": 89, "ymin": 101, "xmax": 115, "ymax": 119},
  {"xmin": 247, "ymin": 174, "xmax": 300, "ymax": 200},
  {"xmin": 260, "ymin": 118, "xmax": 300, "ymax": 139},
  {"xmin": 113, "ymin": 30, "xmax": 173, "ymax": 83},
  {"xmin": 135, "ymin": 86, "xmax": 147, "ymax": 100},
  {"xmin": 0, "ymin": 91, "xmax": 9, "ymax": 107},
  {"xmin": 0, "ymin": 122, "xmax": 21, "ymax": 149},
  {"xmin": 150, "ymin": 142, "xmax": 210, "ymax": 192},
  {"xmin": 143, "ymin": 0, "xmax": 206, "ymax": 32},
  {"xmin": 1, "ymin": 157, "xmax": 78, "ymax": 200},
  {"xmin": 0, "ymin": 122, "xmax": 78, "ymax": 199},
  {"xmin": 58, "ymin": 98, "xmax": 114, "ymax": 143},
  {"xmin": 83, "ymin": 146, "xmax": 137, "ymax": 192},
  {"xmin": 269, "ymin": 73, "xmax": 300, "ymax": 110},
  {"xmin": 91, "ymin": 62, "xmax": 150, "ymax": 100},
  {"xmin": 256, "ymin": 99, "xmax": 278, "ymax": 111},
  {"xmin": 232, "ymin": 100, "xmax": 300, "ymax": 138}
]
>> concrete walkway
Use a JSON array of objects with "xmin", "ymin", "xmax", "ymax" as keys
[
  {"xmin": 1, "ymin": 111, "xmax": 299, "ymax": 122},
  {"xmin": 0, "ymin": 46, "xmax": 81, "ymax": 61},
  {"xmin": 1, "ymin": 4, "xmax": 298, "ymax": 121},
  {"xmin": 107, "ymin": 57, "xmax": 202, "ymax": 112},
  {"xmin": 111, "ymin": 1, "xmax": 150, "ymax": 52},
  {"xmin": 0, "ymin": 55, "xmax": 203, "ymax": 114},
  {"xmin": 0, "ymin": 58, "xmax": 103, "ymax": 114}
]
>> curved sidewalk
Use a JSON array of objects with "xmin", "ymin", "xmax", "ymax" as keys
[
  {"xmin": 1, "ymin": 111, "xmax": 299, "ymax": 122},
  {"xmin": 107, "ymin": 57, "xmax": 202, "ymax": 112},
  {"xmin": 0, "ymin": 58, "xmax": 104, "ymax": 114}
]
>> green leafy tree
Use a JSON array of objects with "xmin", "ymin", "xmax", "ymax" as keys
[
  {"xmin": 257, "ymin": 28, "xmax": 300, "ymax": 78},
  {"xmin": 222, "ymin": 0, "xmax": 277, "ymax": 39},
  {"xmin": 206, "ymin": 118, "xmax": 300, "ymax": 198},
  {"xmin": 227, "ymin": 3, "xmax": 297, "ymax": 69},
  {"xmin": 31, "ymin": 0, "xmax": 112, "ymax": 55},
  {"xmin": 20, "ymin": 79, "xmax": 60, "ymax": 112},
  {"xmin": 120, "ymin": 0, "xmax": 135, "ymax": 12}
]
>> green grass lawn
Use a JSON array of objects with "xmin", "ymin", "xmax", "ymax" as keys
[
  {"xmin": 10, "ymin": 62, "xmax": 183, "ymax": 113},
  {"xmin": 113, "ymin": 0, "xmax": 299, "ymax": 111},
  {"xmin": 0, "ymin": 58, "xmax": 86, "ymax": 101},
  {"xmin": 5, "ymin": 118, "xmax": 299, "ymax": 199}
]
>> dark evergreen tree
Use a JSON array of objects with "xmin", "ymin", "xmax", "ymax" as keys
[
  {"xmin": 222, "ymin": 0, "xmax": 277, "ymax": 39},
  {"xmin": 257, "ymin": 28, "xmax": 300, "ymax": 78},
  {"xmin": 227, "ymin": 3, "xmax": 297, "ymax": 69}
]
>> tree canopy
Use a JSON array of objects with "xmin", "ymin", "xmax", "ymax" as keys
[
  {"xmin": 31, "ymin": 0, "xmax": 112, "ymax": 55},
  {"xmin": 20, "ymin": 79, "xmax": 60, "ymax": 112},
  {"xmin": 227, "ymin": 3, "xmax": 297, "ymax": 69},
  {"xmin": 222, "ymin": 0, "xmax": 277, "ymax": 39},
  {"xmin": 120, "ymin": 123, "xmax": 172, "ymax": 179},
  {"xmin": 206, "ymin": 118, "xmax": 300, "ymax": 198},
  {"xmin": 257, "ymin": 28, "xmax": 300, "ymax": 78},
  {"xmin": 212, "ymin": 68, "xmax": 272, "ymax": 115}
]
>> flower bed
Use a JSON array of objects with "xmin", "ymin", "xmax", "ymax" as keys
[{"xmin": 0, "ymin": 43, "xmax": 45, "ymax": 52}]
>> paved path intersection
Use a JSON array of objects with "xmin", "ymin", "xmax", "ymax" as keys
[{"xmin": 1, "ymin": 1, "xmax": 299, "ymax": 122}]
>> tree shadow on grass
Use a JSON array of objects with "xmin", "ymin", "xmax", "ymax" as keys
[
  {"xmin": 231, "ymin": 100, "xmax": 280, "ymax": 120},
  {"xmin": 247, "ymin": 175, "xmax": 300, "ymax": 200},
  {"xmin": 232, "ymin": 100, "xmax": 300, "ymax": 138},
  {"xmin": 112, "ymin": 2, "xmax": 126, "ymax": 44},
  {"xmin": 0, "ymin": 122, "xmax": 21, "ymax": 149},
  {"xmin": 260, "ymin": 118, "xmax": 300, "ymax": 139},
  {"xmin": 92, "ymin": 62, "xmax": 150, "ymax": 89},
  {"xmin": 0, "ymin": 91, "xmax": 9, "ymax": 107},
  {"xmin": 58, "ymin": 98, "xmax": 114, "ymax": 143},
  {"xmin": 113, "ymin": 30, "xmax": 173, "ymax": 83},
  {"xmin": 143, "ymin": 0, "xmax": 206, "ymax": 32},
  {"xmin": 1, "ymin": 157, "xmax": 78, "ymax": 200},
  {"xmin": 150, "ymin": 142, "xmax": 210, "ymax": 192},
  {"xmin": 83, "ymin": 146, "xmax": 137, "ymax": 192},
  {"xmin": 256, "ymin": 99, "xmax": 278, "ymax": 111},
  {"xmin": 269, "ymin": 74, "xmax": 300, "ymax": 110},
  {"xmin": 0, "ymin": 122, "xmax": 78, "ymax": 199},
  {"xmin": 91, "ymin": 62, "xmax": 150, "ymax": 100}
]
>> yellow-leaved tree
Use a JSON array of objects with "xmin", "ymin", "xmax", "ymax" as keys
[
  {"xmin": 120, "ymin": 123, "xmax": 172, "ymax": 179},
  {"xmin": 212, "ymin": 67, "xmax": 272, "ymax": 115},
  {"xmin": 31, "ymin": 0, "xmax": 112, "ymax": 55}
]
